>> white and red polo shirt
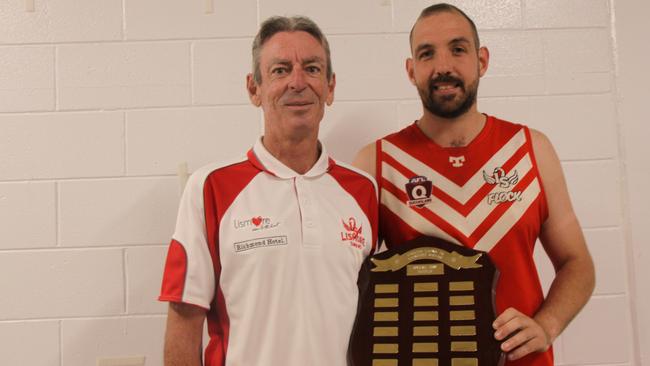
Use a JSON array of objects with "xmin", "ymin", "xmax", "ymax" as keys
[{"xmin": 159, "ymin": 138, "xmax": 378, "ymax": 366}]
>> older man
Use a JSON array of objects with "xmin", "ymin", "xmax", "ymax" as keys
[
  {"xmin": 159, "ymin": 16, "xmax": 377, "ymax": 366},
  {"xmin": 354, "ymin": 4, "xmax": 594, "ymax": 366}
]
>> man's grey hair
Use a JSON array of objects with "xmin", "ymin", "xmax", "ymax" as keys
[{"xmin": 251, "ymin": 16, "xmax": 333, "ymax": 84}]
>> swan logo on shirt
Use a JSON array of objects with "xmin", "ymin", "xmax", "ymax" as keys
[
  {"xmin": 483, "ymin": 167, "xmax": 523, "ymax": 204},
  {"xmin": 233, "ymin": 216, "xmax": 279, "ymax": 231},
  {"xmin": 340, "ymin": 217, "xmax": 365, "ymax": 249}
]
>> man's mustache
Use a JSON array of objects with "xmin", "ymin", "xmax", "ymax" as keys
[{"xmin": 428, "ymin": 74, "xmax": 465, "ymax": 93}]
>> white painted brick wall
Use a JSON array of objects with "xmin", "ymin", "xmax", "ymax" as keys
[
  {"xmin": 192, "ymin": 40, "xmax": 253, "ymax": 105},
  {"xmin": 0, "ymin": 321, "xmax": 60, "ymax": 365},
  {"xmin": 0, "ymin": 112, "xmax": 124, "ymax": 180},
  {"xmin": 0, "ymin": 249, "xmax": 124, "ymax": 319},
  {"xmin": 0, "ymin": 47, "xmax": 54, "ymax": 112},
  {"xmin": 59, "ymin": 178, "xmax": 178, "ymax": 247},
  {"xmin": 124, "ymin": 0, "xmax": 257, "ymax": 40},
  {"xmin": 57, "ymin": 43, "xmax": 191, "ymax": 110},
  {"xmin": 61, "ymin": 317, "xmax": 166, "ymax": 366},
  {"xmin": 126, "ymin": 247, "xmax": 168, "ymax": 314},
  {"xmin": 0, "ymin": 0, "xmax": 123, "ymax": 43},
  {"xmin": 126, "ymin": 107, "xmax": 260, "ymax": 175},
  {"xmin": 0, "ymin": 182, "xmax": 56, "ymax": 249},
  {"xmin": 0, "ymin": 0, "xmax": 643, "ymax": 365},
  {"xmin": 261, "ymin": 0, "xmax": 392, "ymax": 34},
  {"xmin": 524, "ymin": 0, "xmax": 610, "ymax": 28},
  {"xmin": 330, "ymin": 34, "xmax": 415, "ymax": 100}
]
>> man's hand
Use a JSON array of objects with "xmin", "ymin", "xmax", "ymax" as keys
[{"xmin": 493, "ymin": 307, "xmax": 552, "ymax": 361}]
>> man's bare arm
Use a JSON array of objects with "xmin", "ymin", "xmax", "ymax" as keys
[
  {"xmin": 493, "ymin": 129, "xmax": 595, "ymax": 361},
  {"xmin": 164, "ymin": 302, "xmax": 206, "ymax": 366},
  {"xmin": 352, "ymin": 142, "xmax": 377, "ymax": 178}
]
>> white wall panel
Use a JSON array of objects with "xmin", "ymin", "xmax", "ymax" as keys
[
  {"xmin": 0, "ymin": 0, "xmax": 122, "ymax": 43},
  {"xmin": 126, "ymin": 107, "xmax": 260, "ymax": 175},
  {"xmin": 0, "ymin": 47, "xmax": 54, "ymax": 112},
  {"xmin": 61, "ymin": 317, "xmax": 165, "ymax": 366},
  {"xmin": 0, "ymin": 249, "xmax": 123, "ymax": 319},
  {"xmin": 0, "ymin": 112, "xmax": 124, "ymax": 180},
  {"xmin": 124, "ymin": 0, "xmax": 256, "ymax": 40},
  {"xmin": 57, "ymin": 43, "xmax": 191, "ymax": 110},
  {"xmin": 0, "ymin": 182, "xmax": 56, "ymax": 249},
  {"xmin": 59, "ymin": 178, "xmax": 178, "ymax": 247}
]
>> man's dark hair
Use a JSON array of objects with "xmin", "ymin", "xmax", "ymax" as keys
[
  {"xmin": 251, "ymin": 16, "xmax": 333, "ymax": 84},
  {"xmin": 409, "ymin": 3, "xmax": 481, "ymax": 51}
]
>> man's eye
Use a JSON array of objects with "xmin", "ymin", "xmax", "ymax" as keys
[
  {"xmin": 418, "ymin": 50, "xmax": 433, "ymax": 59},
  {"xmin": 271, "ymin": 67, "xmax": 288, "ymax": 75},
  {"xmin": 306, "ymin": 65, "xmax": 321, "ymax": 74},
  {"xmin": 452, "ymin": 47, "xmax": 466, "ymax": 54}
]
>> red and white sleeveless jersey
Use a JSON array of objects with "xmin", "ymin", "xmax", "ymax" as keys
[
  {"xmin": 377, "ymin": 116, "xmax": 552, "ymax": 366},
  {"xmin": 159, "ymin": 138, "xmax": 378, "ymax": 366}
]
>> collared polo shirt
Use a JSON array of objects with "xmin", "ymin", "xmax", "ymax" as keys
[{"xmin": 160, "ymin": 138, "xmax": 378, "ymax": 366}]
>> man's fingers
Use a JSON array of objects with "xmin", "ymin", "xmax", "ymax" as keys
[
  {"xmin": 500, "ymin": 326, "xmax": 533, "ymax": 352},
  {"xmin": 493, "ymin": 307, "xmax": 521, "ymax": 328},
  {"xmin": 494, "ymin": 312, "xmax": 529, "ymax": 341},
  {"xmin": 506, "ymin": 334, "xmax": 549, "ymax": 361}
]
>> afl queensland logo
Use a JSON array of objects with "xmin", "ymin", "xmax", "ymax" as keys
[{"xmin": 405, "ymin": 176, "xmax": 433, "ymax": 208}]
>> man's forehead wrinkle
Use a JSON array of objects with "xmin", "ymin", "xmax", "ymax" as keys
[{"xmin": 267, "ymin": 55, "xmax": 324, "ymax": 66}]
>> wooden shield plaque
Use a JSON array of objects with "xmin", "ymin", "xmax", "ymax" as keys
[{"xmin": 348, "ymin": 236, "xmax": 504, "ymax": 366}]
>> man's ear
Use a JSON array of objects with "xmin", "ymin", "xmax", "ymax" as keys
[
  {"xmin": 325, "ymin": 73, "xmax": 336, "ymax": 106},
  {"xmin": 478, "ymin": 46, "xmax": 490, "ymax": 77},
  {"xmin": 406, "ymin": 58, "xmax": 416, "ymax": 86},
  {"xmin": 246, "ymin": 73, "xmax": 261, "ymax": 107}
]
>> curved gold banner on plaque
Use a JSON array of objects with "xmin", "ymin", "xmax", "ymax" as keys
[{"xmin": 371, "ymin": 247, "xmax": 483, "ymax": 272}]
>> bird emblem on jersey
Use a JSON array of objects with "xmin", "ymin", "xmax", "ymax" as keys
[
  {"xmin": 483, "ymin": 167, "xmax": 519, "ymax": 188},
  {"xmin": 342, "ymin": 217, "xmax": 362, "ymax": 237},
  {"xmin": 341, "ymin": 217, "xmax": 365, "ymax": 249}
]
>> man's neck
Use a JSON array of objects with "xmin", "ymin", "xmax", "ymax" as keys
[
  {"xmin": 416, "ymin": 109, "xmax": 486, "ymax": 148},
  {"xmin": 262, "ymin": 132, "xmax": 320, "ymax": 175}
]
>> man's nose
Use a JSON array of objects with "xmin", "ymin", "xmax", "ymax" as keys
[
  {"xmin": 288, "ymin": 68, "xmax": 308, "ymax": 91},
  {"xmin": 433, "ymin": 52, "xmax": 454, "ymax": 76}
]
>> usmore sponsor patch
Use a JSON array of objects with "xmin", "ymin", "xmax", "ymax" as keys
[{"xmin": 234, "ymin": 236, "xmax": 288, "ymax": 252}]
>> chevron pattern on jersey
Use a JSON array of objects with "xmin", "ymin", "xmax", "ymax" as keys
[{"xmin": 380, "ymin": 127, "xmax": 542, "ymax": 253}]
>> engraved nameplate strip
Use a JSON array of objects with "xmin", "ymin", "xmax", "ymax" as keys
[
  {"xmin": 451, "ymin": 358, "xmax": 477, "ymax": 366},
  {"xmin": 414, "ymin": 282, "xmax": 439, "ymax": 292},
  {"xmin": 450, "ymin": 326, "xmax": 477, "ymax": 336},
  {"xmin": 374, "ymin": 344, "xmax": 399, "ymax": 354},
  {"xmin": 375, "ymin": 298, "xmax": 399, "ymax": 308},
  {"xmin": 450, "ymin": 310, "xmax": 476, "ymax": 321},
  {"xmin": 372, "ymin": 360, "xmax": 397, "ymax": 366},
  {"xmin": 412, "ymin": 343, "xmax": 438, "ymax": 353},
  {"xmin": 451, "ymin": 342, "xmax": 478, "ymax": 352},
  {"xmin": 413, "ymin": 359, "xmax": 439, "ymax": 366},
  {"xmin": 375, "ymin": 284, "xmax": 399, "ymax": 293},
  {"xmin": 374, "ymin": 327, "xmax": 399, "ymax": 337},
  {"xmin": 414, "ymin": 297, "xmax": 438, "ymax": 307},
  {"xmin": 413, "ymin": 326, "xmax": 439, "ymax": 336},
  {"xmin": 407, "ymin": 264, "xmax": 444, "ymax": 276},
  {"xmin": 413, "ymin": 311, "xmax": 438, "ymax": 321},
  {"xmin": 375, "ymin": 311, "xmax": 399, "ymax": 321},
  {"xmin": 449, "ymin": 281, "xmax": 474, "ymax": 291},
  {"xmin": 449, "ymin": 296, "xmax": 475, "ymax": 306}
]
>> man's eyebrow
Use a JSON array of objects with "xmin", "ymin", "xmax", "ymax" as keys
[{"xmin": 414, "ymin": 43, "xmax": 434, "ymax": 54}]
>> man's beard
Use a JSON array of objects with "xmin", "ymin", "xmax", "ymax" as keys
[{"xmin": 418, "ymin": 74, "xmax": 478, "ymax": 119}]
